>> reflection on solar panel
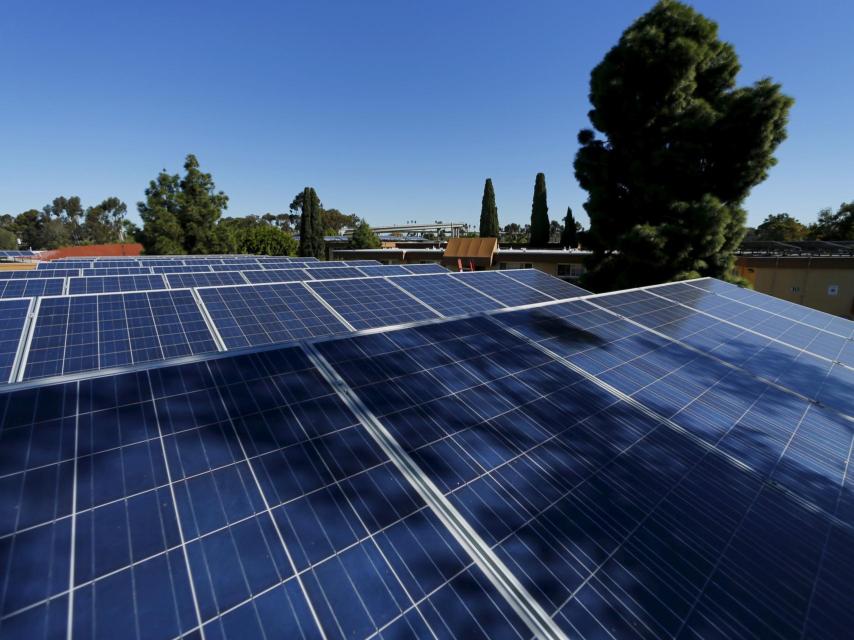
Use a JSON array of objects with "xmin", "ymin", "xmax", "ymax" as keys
[
  {"xmin": 67, "ymin": 275, "xmax": 167, "ymax": 295},
  {"xmin": 1, "ymin": 276, "xmax": 852, "ymax": 640},
  {"xmin": 0, "ymin": 349, "xmax": 529, "ymax": 639},
  {"xmin": 305, "ymin": 267, "xmax": 365, "ymax": 280},
  {"xmin": 356, "ymin": 265, "xmax": 410, "ymax": 277},
  {"xmin": 166, "ymin": 271, "xmax": 248, "ymax": 288},
  {"xmin": 241, "ymin": 269, "xmax": 313, "ymax": 283},
  {"xmin": 308, "ymin": 277, "xmax": 439, "ymax": 329},
  {"xmin": 500, "ymin": 268, "xmax": 589, "ymax": 299},
  {"xmin": 199, "ymin": 283, "xmax": 350, "ymax": 348},
  {"xmin": 0, "ymin": 269, "xmax": 80, "ymax": 279},
  {"xmin": 82, "ymin": 267, "xmax": 154, "ymax": 276},
  {"xmin": 151, "ymin": 265, "xmax": 213, "ymax": 274},
  {"xmin": 0, "ymin": 278, "xmax": 64, "ymax": 298},
  {"xmin": 21, "ymin": 290, "xmax": 219, "ymax": 379},
  {"xmin": 402, "ymin": 263, "xmax": 448, "ymax": 274},
  {"xmin": 0, "ymin": 298, "xmax": 31, "ymax": 381},
  {"xmin": 450, "ymin": 271, "xmax": 553, "ymax": 307},
  {"xmin": 390, "ymin": 273, "xmax": 504, "ymax": 316}
]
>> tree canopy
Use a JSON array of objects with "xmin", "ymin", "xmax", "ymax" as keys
[
  {"xmin": 561, "ymin": 207, "xmax": 579, "ymax": 247},
  {"xmin": 349, "ymin": 220, "xmax": 381, "ymax": 249},
  {"xmin": 479, "ymin": 178, "xmax": 499, "ymax": 237},
  {"xmin": 810, "ymin": 202, "xmax": 854, "ymax": 240},
  {"xmin": 754, "ymin": 213, "xmax": 808, "ymax": 241},
  {"xmin": 219, "ymin": 216, "xmax": 297, "ymax": 255},
  {"xmin": 529, "ymin": 173, "xmax": 550, "ymax": 247},
  {"xmin": 294, "ymin": 187, "xmax": 325, "ymax": 259},
  {"xmin": 574, "ymin": 0, "xmax": 793, "ymax": 290}
]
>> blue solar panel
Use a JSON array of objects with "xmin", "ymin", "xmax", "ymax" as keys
[
  {"xmin": 0, "ymin": 298, "xmax": 31, "ymax": 381},
  {"xmin": 151, "ymin": 265, "xmax": 213, "ymax": 274},
  {"xmin": 38, "ymin": 261, "xmax": 91, "ymax": 269},
  {"xmin": 0, "ymin": 269, "xmax": 80, "ymax": 279},
  {"xmin": 21, "ymin": 290, "xmax": 219, "ymax": 380},
  {"xmin": 85, "ymin": 261, "xmax": 143, "ymax": 269},
  {"xmin": 82, "ymin": 267, "xmax": 154, "ymax": 276},
  {"xmin": 305, "ymin": 261, "xmax": 357, "ymax": 269},
  {"xmin": 344, "ymin": 260, "xmax": 382, "ymax": 266},
  {"xmin": 210, "ymin": 262, "xmax": 261, "ymax": 271},
  {"xmin": 166, "ymin": 271, "xmax": 248, "ymax": 288},
  {"xmin": 241, "ymin": 269, "xmax": 313, "ymax": 284},
  {"xmin": 500, "ymin": 268, "xmax": 589, "ymax": 300},
  {"xmin": 402, "ymin": 263, "xmax": 448, "ymax": 274},
  {"xmin": 0, "ymin": 278, "xmax": 64, "ymax": 298},
  {"xmin": 317, "ymin": 313, "xmax": 854, "ymax": 639},
  {"xmin": 307, "ymin": 277, "xmax": 439, "ymax": 330},
  {"xmin": 198, "ymin": 283, "xmax": 350, "ymax": 348},
  {"xmin": 356, "ymin": 265, "xmax": 410, "ymax": 277},
  {"xmin": 67, "ymin": 275, "xmax": 167, "ymax": 295},
  {"xmin": 306, "ymin": 267, "xmax": 365, "ymax": 280},
  {"xmin": 0, "ymin": 348, "xmax": 529, "ymax": 639},
  {"xmin": 450, "ymin": 271, "xmax": 553, "ymax": 307},
  {"xmin": 390, "ymin": 273, "xmax": 504, "ymax": 316}
]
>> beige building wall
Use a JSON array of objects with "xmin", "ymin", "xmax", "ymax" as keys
[{"xmin": 736, "ymin": 257, "xmax": 854, "ymax": 319}]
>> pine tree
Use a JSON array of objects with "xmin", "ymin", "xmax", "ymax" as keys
[
  {"xmin": 177, "ymin": 154, "xmax": 229, "ymax": 254},
  {"xmin": 529, "ymin": 173, "xmax": 550, "ymax": 247},
  {"xmin": 297, "ymin": 187, "xmax": 325, "ymax": 259},
  {"xmin": 575, "ymin": 0, "xmax": 793, "ymax": 289},
  {"xmin": 561, "ymin": 206, "xmax": 578, "ymax": 247},
  {"xmin": 479, "ymin": 178, "xmax": 499, "ymax": 237},
  {"xmin": 138, "ymin": 172, "xmax": 185, "ymax": 255}
]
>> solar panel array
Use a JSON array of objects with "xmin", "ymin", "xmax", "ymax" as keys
[{"xmin": 0, "ymin": 276, "xmax": 850, "ymax": 639}]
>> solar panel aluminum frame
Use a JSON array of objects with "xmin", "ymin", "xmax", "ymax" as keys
[
  {"xmin": 6, "ymin": 297, "xmax": 36, "ymax": 383},
  {"xmin": 189, "ymin": 287, "xmax": 228, "ymax": 351}
]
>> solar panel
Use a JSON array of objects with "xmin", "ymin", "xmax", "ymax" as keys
[
  {"xmin": 198, "ymin": 282, "xmax": 350, "ymax": 348},
  {"xmin": 241, "ymin": 268, "xmax": 313, "ymax": 284},
  {"xmin": 67, "ymin": 275, "xmax": 168, "ymax": 295},
  {"xmin": 305, "ymin": 267, "xmax": 365, "ymax": 280},
  {"xmin": 390, "ymin": 273, "xmax": 505, "ymax": 316},
  {"xmin": 82, "ymin": 267, "xmax": 154, "ymax": 276},
  {"xmin": 0, "ymin": 277, "xmax": 64, "ymax": 298},
  {"xmin": 21, "ymin": 290, "xmax": 219, "ymax": 380},
  {"xmin": 450, "ymin": 271, "xmax": 553, "ymax": 307},
  {"xmin": 151, "ymin": 265, "xmax": 213, "ymax": 274},
  {"xmin": 0, "ymin": 269, "xmax": 80, "ymax": 279},
  {"xmin": 401, "ymin": 263, "xmax": 448, "ymax": 274},
  {"xmin": 305, "ymin": 261, "xmax": 356, "ymax": 269},
  {"xmin": 307, "ymin": 277, "xmax": 440, "ymax": 330},
  {"xmin": 165, "ymin": 271, "xmax": 248, "ymax": 288},
  {"xmin": 316, "ymin": 311, "xmax": 854, "ymax": 639},
  {"xmin": 500, "ymin": 268, "xmax": 589, "ymax": 300},
  {"xmin": 356, "ymin": 265, "xmax": 410, "ymax": 277},
  {"xmin": 0, "ymin": 298, "xmax": 31, "ymax": 381},
  {"xmin": 0, "ymin": 349, "xmax": 529, "ymax": 639},
  {"xmin": 38, "ymin": 261, "xmax": 91, "ymax": 269},
  {"xmin": 344, "ymin": 260, "xmax": 382, "ymax": 266},
  {"xmin": 210, "ymin": 262, "xmax": 261, "ymax": 271},
  {"xmin": 86, "ymin": 261, "xmax": 143, "ymax": 269}
]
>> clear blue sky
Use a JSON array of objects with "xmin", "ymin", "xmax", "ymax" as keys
[{"xmin": 1, "ymin": 1, "xmax": 852, "ymax": 230}]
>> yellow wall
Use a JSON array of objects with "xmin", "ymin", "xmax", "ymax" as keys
[{"xmin": 737, "ymin": 260, "xmax": 854, "ymax": 319}]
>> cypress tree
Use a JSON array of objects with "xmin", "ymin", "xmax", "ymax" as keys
[
  {"xmin": 561, "ymin": 206, "xmax": 578, "ymax": 247},
  {"xmin": 297, "ymin": 187, "xmax": 326, "ymax": 259},
  {"xmin": 479, "ymin": 178, "xmax": 499, "ymax": 237},
  {"xmin": 529, "ymin": 173, "xmax": 550, "ymax": 247}
]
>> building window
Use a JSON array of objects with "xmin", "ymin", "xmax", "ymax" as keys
[{"xmin": 558, "ymin": 263, "xmax": 585, "ymax": 278}]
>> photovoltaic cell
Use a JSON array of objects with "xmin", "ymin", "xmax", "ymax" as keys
[
  {"xmin": 242, "ymin": 269, "xmax": 313, "ymax": 284},
  {"xmin": 198, "ymin": 282, "xmax": 350, "ymax": 348},
  {"xmin": 0, "ymin": 348, "xmax": 529, "ymax": 639},
  {"xmin": 390, "ymin": 273, "xmax": 504, "ymax": 316},
  {"xmin": 500, "ymin": 268, "xmax": 589, "ymax": 300},
  {"xmin": 0, "ymin": 298, "xmax": 30, "ymax": 381},
  {"xmin": 0, "ymin": 269, "xmax": 80, "ymax": 279},
  {"xmin": 450, "ymin": 271, "xmax": 553, "ymax": 307},
  {"xmin": 22, "ymin": 290, "xmax": 218, "ymax": 380},
  {"xmin": 67, "ymin": 275, "xmax": 167, "ymax": 295},
  {"xmin": 402, "ymin": 264, "xmax": 448, "ymax": 274},
  {"xmin": 356, "ymin": 265, "xmax": 410, "ymax": 277},
  {"xmin": 307, "ymin": 277, "xmax": 439, "ymax": 330},
  {"xmin": 0, "ymin": 278, "xmax": 64, "ymax": 298},
  {"xmin": 166, "ymin": 271, "xmax": 248, "ymax": 289},
  {"xmin": 305, "ymin": 267, "xmax": 365, "ymax": 280}
]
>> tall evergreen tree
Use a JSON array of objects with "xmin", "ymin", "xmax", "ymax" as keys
[
  {"xmin": 177, "ymin": 154, "xmax": 229, "ymax": 254},
  {"xmin": 296, "ymin": 187, "xmax": 325, "ymax": 259},
  {"xmin": 529, "ymin": 173, "xmax": 550, "ymax": 247},
  {"xmin": 575, "ymin": 0, "xmax": 793, "ymax": 290},
  {"xmin": 479, "ymin": 178, "xmax": 499, "ymax": 237},
  {"xmin": 138, "ymin": 171, "xmax": 185, "ymax": 255},
  {"xmin": 561, "ymin": 206, "xmax": 578, "ymax": 247}
]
